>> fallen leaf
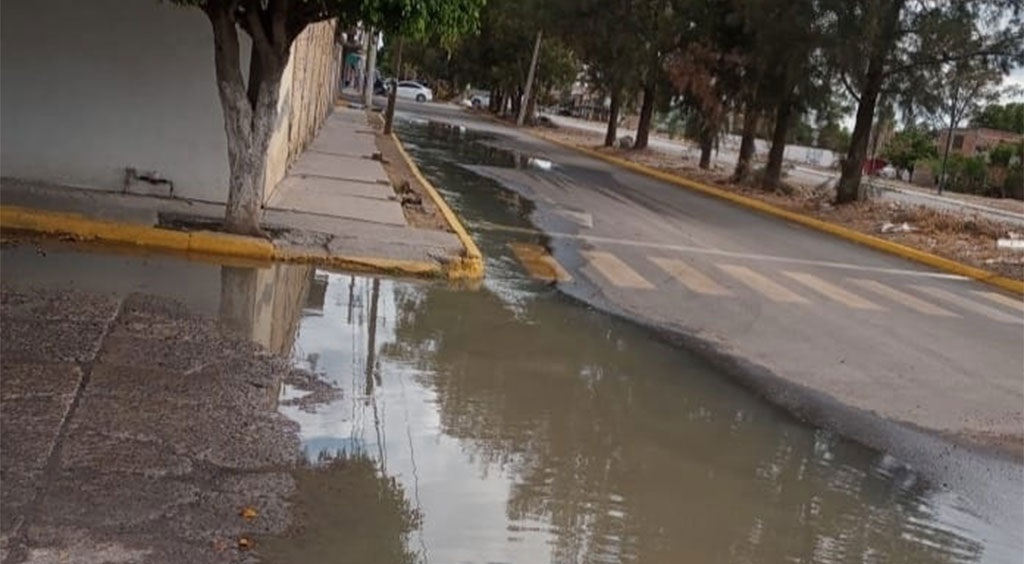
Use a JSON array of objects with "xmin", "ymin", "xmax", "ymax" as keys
[{"xmin": 240, "ymin": 506, "xmax": 258, "ymax": 521}]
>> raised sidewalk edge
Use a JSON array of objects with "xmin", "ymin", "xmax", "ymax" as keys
[
  {"xmin": 531, "ymin": 130, "xmax": 1024, "ymax": 296},
  {"xmin": 388, "ymin": 131, "xmax": 485, "ymax": 280},
  {"xmin": 0, "ymin": 205, "xmax": 449, "ymax": 278}
]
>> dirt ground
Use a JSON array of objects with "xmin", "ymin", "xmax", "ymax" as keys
[
  {"xmin": 538, "ymin": 125, "xmax": 1024, "ymax": 281},
  {"xmin": 369, "ymin": 112, "xmax": 451, "ymax": 232}
]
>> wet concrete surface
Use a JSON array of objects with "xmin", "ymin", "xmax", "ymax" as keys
[
  {"xmin": 2, "ymin": 109, "xmax": 1022, "ymax": 563},
  {"xmin": 0, "ymin": 252, "xmax": 330, "ymax": 563},
  {"xmin": 2, "ymin": 229, "xmax": 1021, "ymax": 564}
]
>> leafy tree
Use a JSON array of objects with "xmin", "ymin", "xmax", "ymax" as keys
[
  {"xmin": 817, "ymin": 122, "xmax": 852, "ymax": 154},
  {"xmin": 561, "ymin": 0, "xmax": 643, "ymax": 146},
  {"xmin": 631, "ymin": 0, "xmax": 679, "ymax": 150},
  {"xmin": 172, "ymin": 0, "xmax": 481, "ymax": 234},
  {"xmin": 926, "ymin": 57, "xmax": 1005, "ymax": 193},
  {"xmin": 881, "ymin": 129, "xmax": 937, "ymax": 180},
  {"xmin": 665, "ymin": 0, "xmax": 747, "ymax": 169},
  {"xmin": 927, "ymin": 153, "xmax": 989, "ymax": 194},
  {"xmin": 824, "ymin": 0, "xmax": 1024, "ymax": 204},
  {"xmin": 970, "ymin": 102, "xmax": 1024, "ymax": 133}
]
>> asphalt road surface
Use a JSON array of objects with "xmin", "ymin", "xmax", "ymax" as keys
[{"xmin": 394, "ymin": 101, "xmax": 1024, "ymax": 464}]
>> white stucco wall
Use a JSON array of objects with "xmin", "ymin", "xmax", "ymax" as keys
[{"xmin": 1, "ymin": 0, "xmax": 246, "ymax": 202}]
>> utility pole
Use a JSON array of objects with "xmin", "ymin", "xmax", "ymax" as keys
[
  {"xmin": 517, "ymin": 30, "xmax": 543, "ymax": 127},
  {"xmin": 362, "ymin": 28, "xmax": 378, "ymax": 107}
]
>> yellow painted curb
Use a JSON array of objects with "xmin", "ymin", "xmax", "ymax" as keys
[
  {"xmin": 274, "ymin": 246, "xmax": 442, "ymax": 277},
  {"xmin": 530, "ymin": 131, "xmax": 1024, "ymax": 296},
  {"xmin": 2, "ymin": 205, "xmax": 270, "ymax": 261},
  {"xmin": 1, "ymin": 205, "xmax": 451, "ymax": 278},
  {"xmin": 389, "ymin": 132, "xmax": 485, "ymax": 280}
]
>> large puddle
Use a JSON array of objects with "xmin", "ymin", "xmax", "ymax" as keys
[{"xmin": 1, "ymin": 118, "xmax": 1018, "ymax": 563}]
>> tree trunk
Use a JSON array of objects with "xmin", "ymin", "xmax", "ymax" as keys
[
  {"xmin": 517, "ymin": 30, "xmax": 543, "ymax": 126},
  {"xmin": 938, "ymin": 116, "xmax": 956, "ymax": 195},
  {"xmin": 698, "ymin": 128, "xmax": 714, "ymax": 170},
  {"xmin": 835, "ymin": 0, "xmax": 902, "ymax": 204},
  {"xmin": 604, "ymin": 91, "xmax": 621, "ymax": 147},
  {"xmin": 207, "ymin": 5, "xmax": 286, "ymax": 236},
  {"xmin": 511, "ymin": 87, "xmax": 523, "ymax": 120},
  {"xmin": 634, "ymin": 81, "xmax": 655, "ymax": 150},
  {"xmin": 732, "ymin": 108, "xmax": 758, "ymax": 183},
  {"xmin": 489, "ymin": 89, "xmax": 499, "ymax": 112},
  {"xmin": 384, "ymin": 37, "xmax": 403, "ymax": 135},
  {"xmin": 362, "ymin": 29, "xmax": 378, "ymax": 107},
  {"xmin": 762, "ymin": 98, "xmax": 792, "ymax": 191},
  {"xmin": 524, "ymin": 88, "xmax": 538, "ymax": 125}
]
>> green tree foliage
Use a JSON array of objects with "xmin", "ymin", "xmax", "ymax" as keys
[
  {"xmin": 881, "ymin": 129, "xmax": 937, "ymax": 180},
  {"xmin": 817, "ymin": 122, "xmax": 852, "ymax": 154},
  {"xmin": 970, "ymin": 102, "xmax": 1024, "ymax": 133},
  {"xmin": 927, "ymin": 153, "xmax": 989, "ymax": 194},
  {"xmin": 825, "ymin": 0, "xmax": 1024, "ymax": 203}
]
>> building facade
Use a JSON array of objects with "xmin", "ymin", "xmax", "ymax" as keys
[{"xmin": 1, "ymin": 0, "xmax": 339, "ymax": 205}]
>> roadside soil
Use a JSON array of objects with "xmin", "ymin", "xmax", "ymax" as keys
[
  {"xmin": 368, "ymin": 111, "xmax": 451, "ymax": 232},
  {"xmin": 535, "ymin": 124, "xmax": 1024, "ymax": 281}
]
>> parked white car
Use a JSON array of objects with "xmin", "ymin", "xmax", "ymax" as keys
[
  {"xmin": 395, "ymin": 81, "xmax": 433, "ymax": 102},
  {"xmin": 463, "ymin": 90, "xmax": 490, "ymax": 109}
]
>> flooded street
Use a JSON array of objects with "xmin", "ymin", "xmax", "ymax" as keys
[{"xmin": 2, "ymin": 117, "xmax": 1020, "ymax": 563}]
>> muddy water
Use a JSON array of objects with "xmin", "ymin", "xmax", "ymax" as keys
[{"xmin": 1, "ymin": 119, "xmax": 1018, "ymax": 563}]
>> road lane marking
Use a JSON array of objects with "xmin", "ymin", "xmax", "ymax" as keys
[
  {"xmin": 472, "ymin": 221, "xmax": 970, "ymax": 280},
  {"xmin": 849, "ymin": 279, "xmax": 958, "ymax": 317},
  {"xmin": 508, "ymin": 242, "xmax": 572, "ymax": 282},
  {"xmin": 717, "ymin": 265, "xmax": 810, "ymax": 304},
  {"xmin": 782, "ymin": 271, "xmax": 884, "ymax": 310},
  {"xmin": 581, "ymin": 251, "xmax": 654, "ymax": 289},
  {"xmin": 972, "ymin": 290, "xmax": 1024, "ymax": 313},
  {"xmin": 913, "ymin": 286, "xmax": 1021, "ymax": 324},
  {"xmin": 650, "ymin": 257, "xmax": 732, "ymax": 296}
]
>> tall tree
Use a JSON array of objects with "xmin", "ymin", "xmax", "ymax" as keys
[
  {"xmin": 825, "ymin": 0, "xmax": 1024, "ymax": 204},
  {"xmin": 368, "ymin": 0, "xmax": 483, "ymax": 134},
  {"xmin": 173, "ymin": 0, "xmax": 480, "ymax": 235},
  {"xmin": 928, "ymin": 58, "xmax": 1004, "ymax": 193},
  {"xmin": 632, "ymin": 0, "xmax": 677, "ymax": 150},
  {"xmin": 970, "ymin": 102, "xmax": 1024, "ymax": 133},
  {"xmin": 563, "ymin": 0, "xmax": 642, "ymax": 146}
]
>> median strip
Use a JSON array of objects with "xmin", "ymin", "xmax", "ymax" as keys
[{"xmin": 530, "ymin": 130, "xmax": 1024, "ymax": 296}]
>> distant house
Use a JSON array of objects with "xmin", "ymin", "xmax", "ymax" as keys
[
  {"xmin": 1, "ymin": 0, "xmax": 340, "ymax": 205},
  {"xmin": 937, "ymin": 127, "xmax": 1023, "ymax": 157}
]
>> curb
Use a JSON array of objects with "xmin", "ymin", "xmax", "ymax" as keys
[
  {"xmin": 0, "ymin": 205, "xmax": 273, "ymax": 260},
  {"xmin": 386, "ymin": 127, "xmax": 485, "ymax": 280},
  {"xmin": 0, "ymin": 205, "xmax": 449, "ymax": 278},
  {"xmin": 530, "ymin": 131, "xmax": 1024, "ymax": 296}
]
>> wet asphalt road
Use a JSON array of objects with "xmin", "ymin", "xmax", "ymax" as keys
[
  {"xmin": 393, "ymin": 102, "xmax": 1024, "ymax": 458},
  {"xmin": 4, "ymin": 241, "xmax": 1020, "ymax": 563}
]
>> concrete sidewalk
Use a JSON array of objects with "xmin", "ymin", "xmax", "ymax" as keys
[
  {"xmin": 1, "ymin": 107, "xmax": 465, "ymax": 273},
  {"xmin": 266, "ymin": 108, "xmax": 407, "ymax": 227}
]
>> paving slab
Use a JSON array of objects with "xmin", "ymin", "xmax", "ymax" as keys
[
  {"xmin": 268, "ymin": 187, "xmax": 406, "ymax": 226},
  {"xmin": 308, "ymin": 129, "xmax": 377, "ymax": 157},
  {"xmin": 288, "ymin": 152, "xmax": 389, "ymax": 184},
  {"xmin": 272, "ymin": 175, "xmax": 395, "ymax": 201}
]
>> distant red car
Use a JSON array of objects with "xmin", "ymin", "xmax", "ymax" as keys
[{"xmin": 862, "ymin": 158, "xmax": 887, "ymax": 175}]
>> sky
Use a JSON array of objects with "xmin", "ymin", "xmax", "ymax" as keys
[{"xmin": 1003, "ymin": 66, "xmax": 1024, "ymax": 102}]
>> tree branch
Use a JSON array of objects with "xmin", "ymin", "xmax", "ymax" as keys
[{"xmin": 839, "ymin": 72, "xmax": 861, "ymax": 104}]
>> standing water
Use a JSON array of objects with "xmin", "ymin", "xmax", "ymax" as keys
[{"xmin": 1, "ymin": 117, "xmax": 1018, "ymax": 563}]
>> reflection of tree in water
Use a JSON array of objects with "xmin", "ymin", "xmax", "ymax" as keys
[
  {"xmin": 262, "ymin": 451, "xmax": 423, "ymax": 564},
  {"xmin": 383, "ymin": 284, "xmax": 984, "ymax": 564}
]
